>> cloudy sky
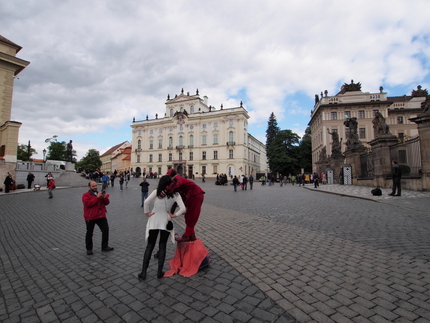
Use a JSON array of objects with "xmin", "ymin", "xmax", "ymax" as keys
[{"xmin": 2, "ymin": 0, "xmax": 430, "ymax": 160}]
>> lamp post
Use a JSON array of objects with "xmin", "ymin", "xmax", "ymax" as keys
[{"xmin": 43, "ymin": 149, "xmax": 47, "ymax": 170}]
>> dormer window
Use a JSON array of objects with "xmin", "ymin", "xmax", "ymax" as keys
[{"xmin": 170, "ymin": 109, "xmax": 174, "ymax": 117}]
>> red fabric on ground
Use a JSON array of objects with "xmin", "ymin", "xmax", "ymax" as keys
[{"xmin": 164, "ymin": 239, "xmax": 209, "ymax": 277}]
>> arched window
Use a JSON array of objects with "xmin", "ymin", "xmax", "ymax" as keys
[
  {"xmin": 179, "ymin": 136, "xmax": 183, "ymax": 146},
  {"xmin": 189, "ymin": 135, "xmax": 194, "ymax": 146},
  {"xmin": 169, "ymin": 137, "xmax": 173, "ymax": 147},
  {"xmin": 138, "ymin": 139, "xmax": 141, "ymax": 150},
  {"xmin": 229, "ymin": 131, "xmax": 234, "ymax": 142}
]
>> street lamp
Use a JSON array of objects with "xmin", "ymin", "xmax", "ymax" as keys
[{"xmin": 43, "ymin": 149, "xmax": 46, "ymax": 162}]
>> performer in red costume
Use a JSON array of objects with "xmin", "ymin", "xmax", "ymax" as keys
[{"xmin": 165, "ymin": 168, "xmax": 205, "ymax": 242}]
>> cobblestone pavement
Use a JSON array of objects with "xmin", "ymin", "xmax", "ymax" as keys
[{"xmin": 1, "ymin": 179, "xmax": 430, "ymax": 322}]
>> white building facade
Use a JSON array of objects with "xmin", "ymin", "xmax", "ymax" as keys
[{"xmin": 130, "ymin": 90, "xmax": 268, "ymax": 179}]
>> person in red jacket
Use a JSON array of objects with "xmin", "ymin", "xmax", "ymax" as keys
[
  {"xmin": 47, "ymin": 178, "xmax": 55, "ymax": 198},
  {"xmin": 165, "ymin": 168, "xmax": 205, "ymax": 242},
  {"xmin": 82, "ymin": 181, "xmax": 114, "ymax": 255}
]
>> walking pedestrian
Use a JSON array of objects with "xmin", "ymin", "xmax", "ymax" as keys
[
  {"xmin": 140, "ymin": 178, "xmax": 150, "ymax": 207},
  {"xmin": 249, "ymin": 174, "xmax": 254, "ymax": 190},
  {"xmin": 82, "ymin": 181, "xmax": 114, "ymax": 255},
  {"xmin": 47, "ymin": 177, "xmax": 55, "ymax": 198},
  {"xmin": 232, "ymin": 175, "xmax": 239, "ymax": 192}
]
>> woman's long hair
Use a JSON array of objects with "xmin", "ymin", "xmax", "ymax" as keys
[{"xmin": 157, "ymin": 175, "xmax": 174, "ymax": 198}]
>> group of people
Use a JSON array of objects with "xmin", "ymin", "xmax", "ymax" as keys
[
  {"xmin": 232, "ymin": 174, "xmax": 254, "ymax": 191},
  {"xmin": 83, "ymin": 168, "xmax": 206, "ymax": 281}
]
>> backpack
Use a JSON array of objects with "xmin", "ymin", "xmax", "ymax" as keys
[{"xmin": 371, "ymin": 187, "xmax": 382, "ymax": 196}]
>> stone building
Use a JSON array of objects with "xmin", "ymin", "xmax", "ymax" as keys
[
  {"xmin": 0, "ymin": 35, "xmax": 30, "ymax": 183},
  {"xmin": 309, "ymin": 80, "xmax": 426, "ymax": 172},
  {"xmin": 100, "ymin": 141, "xmax": 131, "ymax": 173},
  {"xmin": 130, "ymin": 89, "xmax": 267, "ymax": 179}
]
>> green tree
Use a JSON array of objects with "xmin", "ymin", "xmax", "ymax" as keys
[
  {"xmin": 17, "ymin": 143, "xmax": 37, "ymax": 161},
  {"xmin": 76, "ymin": 149, "xmax": 102, "ymax": 171},
  {"xmin": 265, "ymin": 112, "xmax": 280, "ymax": 171},
  {"xmin": 296, "ymin": 126, "xmax": 312, "ymax": 172},
  {"xmin": 46, "ymin": 141, "xmax": 67, "ymax": 160},
  {"xmin": 267, "ymin": 129, "xmax": 301, "ymax": 174}
]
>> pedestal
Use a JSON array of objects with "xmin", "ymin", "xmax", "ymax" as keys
[
  {"xmin": 410, "ymin": 113, "xmax": 430, "ymax": 191},
  {"xmin": 343, "ymin": 146, "xmax": 368, "ymax": 184},
  {"xmin": 368, "ymin": 135, "xmax": 398, "ymax": 187},
  {"xmin": 65, "ymin": 162, "xmax": 74, "ymax": 172}
]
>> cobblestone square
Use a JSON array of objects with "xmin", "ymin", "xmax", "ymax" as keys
[{"xmin": 1, "ymin": 179, "xmax": 429, "ymax": 322}]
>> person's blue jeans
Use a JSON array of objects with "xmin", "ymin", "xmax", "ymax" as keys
[{"xmin": 141, "ymin": 192, "xmax": 148, "ymax": 207}]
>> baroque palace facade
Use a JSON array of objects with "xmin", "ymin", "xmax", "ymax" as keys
[
  {"xmin": 309, "ymin": 80, "xmax": 426, "ymax": 171},
  {"xmin": 130, "ymin": 89, "xmax": 267, "ymax": 179}
]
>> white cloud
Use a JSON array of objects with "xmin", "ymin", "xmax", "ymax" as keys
[{"xmin": 2, "ymin": 0, "xmax": 429, "ymax": 159}]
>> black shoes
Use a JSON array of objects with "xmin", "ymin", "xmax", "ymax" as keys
[
  {"xmin": 137, "ymin": 272, "xmax": 146, "ymax": 280},
  {"xmin": 102, "ymin": 247, "xmax": 114, "ymax": 252},
  {"xmin": 87, "ymin": 250, "xmax": 93, "ymax": 255},
  {"xmin": 395, "ymin": 194, "xmax": 401, "ymax": 196},
  {"xmin": 388, "ymin": 193, "xmax": 395, "ymax": 196}
]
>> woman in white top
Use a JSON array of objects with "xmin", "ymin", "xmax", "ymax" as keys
[{"xmin": 138, "ymin": 175, "xmax": 186, "ymax": 280}]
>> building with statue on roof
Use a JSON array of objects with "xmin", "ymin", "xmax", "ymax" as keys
[
  {"xmin": 130, "ymin": 89, "xmax": 268, "ymax": 179},
  {"xmin": 0, "ymin": 35, "xmax": 30, "ymax": 185},
  {"xmin": 309, "ymin": 80, "xmax": 426, "ymax": 174}
]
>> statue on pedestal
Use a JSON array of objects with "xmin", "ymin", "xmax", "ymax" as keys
[
  {"xmin": 327, "ymin": 129, "xmax": 343, "ymax": 157},
  {"xmin": 372, "ymin": 112, "xmax": 391, "ymax": 137},
  {"xmin": 67, "ymin": 140, "xmax": 73, "ymax": 162},
  {"xmin": 343, "ymin": 117, "xmax": 363, "ymax": 149}
]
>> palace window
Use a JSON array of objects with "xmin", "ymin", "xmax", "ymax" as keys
[
  {"xmin": 373, "ymin": 109, "xmax": 379, "ymax": 116},
  {"xmin": 169, "ymin": 153, "xmax": 172, "ymax": 161},
  {"xmin": 158, "ymin": 139, "xmax": 162, "ymax": 149},
  {"xmin": 202, "ymin": 166, "xmax": 206, "ymax": 175},
  {"xmin": 179, "ymin": 152, "xmax": 183, "ymax": 161},
  {"xmin": 202, "ymin": 151, "xmax": 206, "ymax": 160},
  {"xmin": 179, "ymin": 136, "xmax": 183, "ymax": 146},
  {"xmin": 149, "ymin": 140, "xmax": 153, "ymax": 149},
  {"xmin": 189, "ymin": 152, "xmax": 193, "ymax": 161},
  {"xmin": 137, "ymin": 155, "xmax": 140, "ymax": 163},
  {"xmin": 331, "ymin": 112, "xmax": 337, "ymax": 120},
  {"xmin": 158, "ymin": 154, "xmax": 162, "ymax": 162},
  {"xmin": 189, "ymin": 135, "xmax": 194, "ymax": 146},
  {"xmin": 213, "ymin": 151, "xmax": 218, "ymax": 160},
  {"xmin": 149, "ymin": 154, "xmax": 153, "ymax": 162},
  {"xmin": 229, "ymin": 149, "xmax": 233, "ymax": 159},
  {"xmin": 397, "ymin": 116, "xmax": 404, "ymax": 124},
  {"xmin": 138, "ymin": 140, "xmax": 141, "ymax": 150},
  {"xmin": 358, "ymin": 110, "xmax": 365, "ymax": 119},
  {"xmin": 344, "ymin": 111, "xmax": 351, "ymax": 118},
  {"xmin": 213, "ymin": 134, "xmax": 218, "ymax": 144},
  {"xmin": 359, "ymin": 128, "xmax": 366, "ymax": 139},
  {"xmin": 229, "ymin": 131, "xmax": 234, "ymax": 142},
  {"xmin": 202, "ymin": 135, "xmax": 207, "ymax": 145}
]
